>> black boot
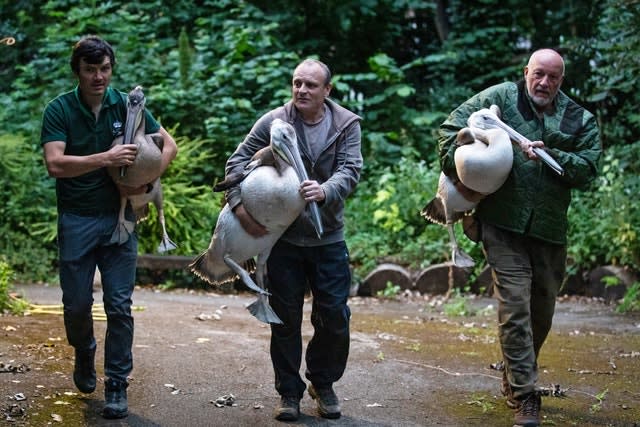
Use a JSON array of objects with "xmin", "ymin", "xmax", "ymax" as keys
[
  {"xmin": 103, "ymin": 378, "xmax": 128, "ymax": 419},
  {"xmin": 73, "ymin": 348, "xmax": 96, "ymax": 394}
]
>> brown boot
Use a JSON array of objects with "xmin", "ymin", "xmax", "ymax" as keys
[
  {"xmin": 513, "ymin": 392, "xmax": 541, "ymax": 427},
  {"xmin": 274, "ymin": 396, "xmax": 300, "ymax": 421}
]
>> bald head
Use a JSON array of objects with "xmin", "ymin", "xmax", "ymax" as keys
[
  {"xmin": 527, "ymin": 49, "xmax": 565, "ymax": 76},
  {"xmin": 524, "ymin": 49, "xmax": 565, "ymax": 111}
]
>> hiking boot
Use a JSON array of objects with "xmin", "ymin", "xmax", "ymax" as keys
[
  {"xmin": 103, "ymin": 378, "xmax": 128, "ymax": 419},
  {"xmin": 308, "ymin": 384, "xmax": 341, "ymax": 419},
  {"xmin": 513, "ymin": 392, "xmax": 541, "ymax": 427},
  {"xmin": 274, "ymin": 396, "xmax": 300, "ymax": 421},
  {"xmin": 73, "ymin": 348, "xmax": 96, "ymax": 394},
  {"xmin": 501, "ymin": 370, "xmax": 517, "ymax": 409}
]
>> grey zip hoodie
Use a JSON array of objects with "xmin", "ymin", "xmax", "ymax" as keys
[{"xmin": 224, "ymin": 98, "xmax": 363, "ymax": 247}]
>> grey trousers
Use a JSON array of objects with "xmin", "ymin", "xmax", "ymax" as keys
[{"xmin": 481, "ymin": 223, "xmax": 566, "ymax": 399}]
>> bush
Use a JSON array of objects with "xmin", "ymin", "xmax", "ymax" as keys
[
  {"xmin": 0, "ymin": 134, "xmax": 58, "ymax": 283},
  {"xmin": 345, "ymin": 154, "xmax": 484, "ymax": 283},
  {"xmin": 568, "ymin": 141, "xmax": 640, "ymax": 271},
  {"xmin": 0, "ymin": 258, "xmax": 29, "ymax": 314}
]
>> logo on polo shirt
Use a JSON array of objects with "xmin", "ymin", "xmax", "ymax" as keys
[{"xmin": 112, "ymin": 121, "xmax": 123, "ymax": 137}]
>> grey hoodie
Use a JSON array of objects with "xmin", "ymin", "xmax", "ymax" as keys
[{"xmin": 224, "ymin": 98, "xmax": 363, "ymax": 247}]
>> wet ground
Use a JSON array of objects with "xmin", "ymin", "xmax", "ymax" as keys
[{"xmin": 1, "ymin": 283, "xmax": 639, "ymax": 426}]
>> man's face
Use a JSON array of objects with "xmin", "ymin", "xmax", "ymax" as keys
[
  {"xmin": 77, "ymin": 56, "xmax": 112, "ymax": 99},
  {"xmin": 524, "ymin": 55, "xmax": 563, "ymax": 110},
  {"xmin": 292, "ymin": 62, "xmax": 331, "ymax": 119}
]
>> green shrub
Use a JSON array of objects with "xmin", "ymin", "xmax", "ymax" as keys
[
  {"xmin": 0, "ymin": 134, "xmax": 58, "ymax": 283},
  {"xmin": 346, "ymin": 154, "xmax": 484, "ymax": 283},
  {"xmin": 0, "ymin": 258, "xmax": 29, "ymax": 314},
  {"xmin": 568, "ymin": 141, "xmax": 640, "ymax": 271},
  {"xmin": 135, "ymin": 129, "xmax": 221, "ymax": 256}
]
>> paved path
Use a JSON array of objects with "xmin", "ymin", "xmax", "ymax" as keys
[{"xmin": 2, "ymin": 284, "xmax": 639, "ymax": 426}]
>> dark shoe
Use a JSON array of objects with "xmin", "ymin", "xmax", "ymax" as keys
[
  {"xmin": 274, "ymin": 396, "xmax": 300, "ymax": 421},
  {"xmin": 103, "ymin": 379, "xmax": 128, "ymax": 419},
  {"xmin": 73, "ymin": 348, "xmax": 96, "ymax": 394},
  {"xmin": 513, "ymin": 392, "xmax": 541, "ymax": 427},
  {"xmin": 308, "ymin": 384, "xmax": 341, "ymax": 419},
  {"xmin": 501, "ymin": 370, "xmax": 517, "ymax": 409}
]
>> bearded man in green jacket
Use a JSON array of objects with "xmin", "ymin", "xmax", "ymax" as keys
[{"xmin": 438, "ymin": 49, "xmax": 601, "ymax": 427}]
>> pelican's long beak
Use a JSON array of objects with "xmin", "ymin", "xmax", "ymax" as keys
[
  {"xmin": 476, "ymin": 110, "xmax": 564, "ymax": 176},
  {"xmin": 120, "ymin": 86, "xmax": 146, "ymax": 177},
  {"xmin": 272, "ymin": 124, "xmax": 324, "ymax": 239}
]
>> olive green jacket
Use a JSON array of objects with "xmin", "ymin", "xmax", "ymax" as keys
[{"xmin": 438, "ymin": 81, "xmax": 601, "ymax": 244}]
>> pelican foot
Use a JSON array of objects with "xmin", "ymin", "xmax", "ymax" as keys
[
  {"xmin": 452, "ymin": 248, "xmax": 475, "ymax": 268},
  {"xmin": 157, "ymin": 237, "xmax": 177, "ymax": 253},
  {"xmin": 247, "ymin": 295, "xmax": 283, "ymax": 325},
  {"xmin": 109, "ymin": 220, "xmax": 135, "ymax": 245}
]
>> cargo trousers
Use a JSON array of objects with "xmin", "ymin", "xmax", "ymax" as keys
[
  {"xmin": 481, "ymin": 223, "xmax": 566, "ymax": 399},
  {"xmin": 267, "ymin": 239, "xmax": 352, "ymax": 399}
]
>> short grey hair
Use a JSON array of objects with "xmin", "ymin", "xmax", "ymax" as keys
[{"xmin": 297, "ymin": 59, "xmax": 332, "ymax": 86}]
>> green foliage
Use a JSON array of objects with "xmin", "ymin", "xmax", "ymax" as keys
[
  {"xmin": 1, "ymin": 0, "xmax": 639, "ymax": 290},
  {"xmin": 578, "ymin": 0, "xmax": 640, "ymax": 147},
  {"xmin": 0, "ymin": 257, "xmax": 29, "ymax": 314},
  {"xmin": 346, "ymin": 155, "xmax": 484, "ymax": 282},
  {"xmin": 0, "ymin": 134, "xmax": 58, "ymax": 282},
  {"xmin": 178, "ymin": 27, "xmax": 192, "ymax": 89},
  {"xmin": 568, "ymin": 142, "xmax": 640, "ymax": 271},
  {"xmin": 376, "ymin": 281, "xmax": 401, "ymax": 299},
  {"xmin": 615, "ymin": 282, "xmax": 640, "ymax": 313},
  {"xmin": 135, "ymin": 128, "xmax": 221, "ymax": 256},
  {"xmin": 442, "ymin": 289, "xmax": 475, "ymax": 317}
]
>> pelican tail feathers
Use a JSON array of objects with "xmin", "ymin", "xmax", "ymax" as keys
[
  {"xmin": 421, "ymin": 198, "xmax": 465, "ymax": 225},
  {"xmin": 188, "ymin": 251, "xmax": 256, "ymax": 287}
]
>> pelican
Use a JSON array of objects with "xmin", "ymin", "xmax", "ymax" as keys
[
  {"xmin": 422, "ymin": 105, "xmax": 513, "ymax": 267},
  {"xmin": 188, "ymin": 118, "xmax": 323, "ymax": 325},
  {"xmin": 467, "ymin": 106, "xmax": 564, "ymax": 176},
  {"xmin": 108, "ymin": 86, "xmax": 176, "ymax": 253}
]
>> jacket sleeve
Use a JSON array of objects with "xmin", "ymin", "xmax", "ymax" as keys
[
  {"xmin": 321, "ymin": 120, "xmax": 363, "ymax": 207},
  {"xmin": 224, "ymin": 112, "xmax": 273, "ymax": 209},
  {"xmin": 551, "ymin": 112, "xmax": 601, "ymax": 190},
  {"xmin": 438, "ymin": 96, "xmax": 484, "ymax": 176}
]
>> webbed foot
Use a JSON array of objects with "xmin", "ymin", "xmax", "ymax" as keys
[
  {"xmin": 157, "ymin": 237, "xmax": 177, "ymax": 253},
  {"xmin": 109, "ymin": 220, "xmax": 135, "ymax": 245},
  {"xmin": 452, "ymin": 248, "xmax": 475, "ymax": 268},
  {"xmin": 247, "ymin": 294, "xmax": 283, "ymax": 325}
]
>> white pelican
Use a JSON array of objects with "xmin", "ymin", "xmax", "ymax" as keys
[
  {"xmin": 422, "ymin": 105, "xmax": 513, "ymax": 267},
  {"xmin": 107, "ymin": 86, "xmax": 176, "ymax": 253},
  {"xmin": 189, "ymin": 118, "xmax": 323, "ymax": 325}
]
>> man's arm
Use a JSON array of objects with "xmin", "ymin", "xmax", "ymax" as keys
[{"xmin": 42, "ymin": 140, "xmax": 138, "ymax": 178}]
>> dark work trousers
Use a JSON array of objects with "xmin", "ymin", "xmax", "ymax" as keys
[
  {"xmin": 58, "ymin": 211, "xmax": 138, "ymax": 384},
  {"xmin": 481, "ymin": 223, "xmax": 566, "ymax": 400},
  {"xmin": 267, "ymin": 239, "xmax": 352, "ymax": 398}
]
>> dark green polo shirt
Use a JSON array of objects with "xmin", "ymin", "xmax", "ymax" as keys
[{"xmin": 41, "ymin": 86, "xmax": 161, "ymax": 215}]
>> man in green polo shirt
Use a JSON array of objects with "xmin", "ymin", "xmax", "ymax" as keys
[{"xmin": 40, "ymin": 35, "xmax": 177, "ymax": 419}]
